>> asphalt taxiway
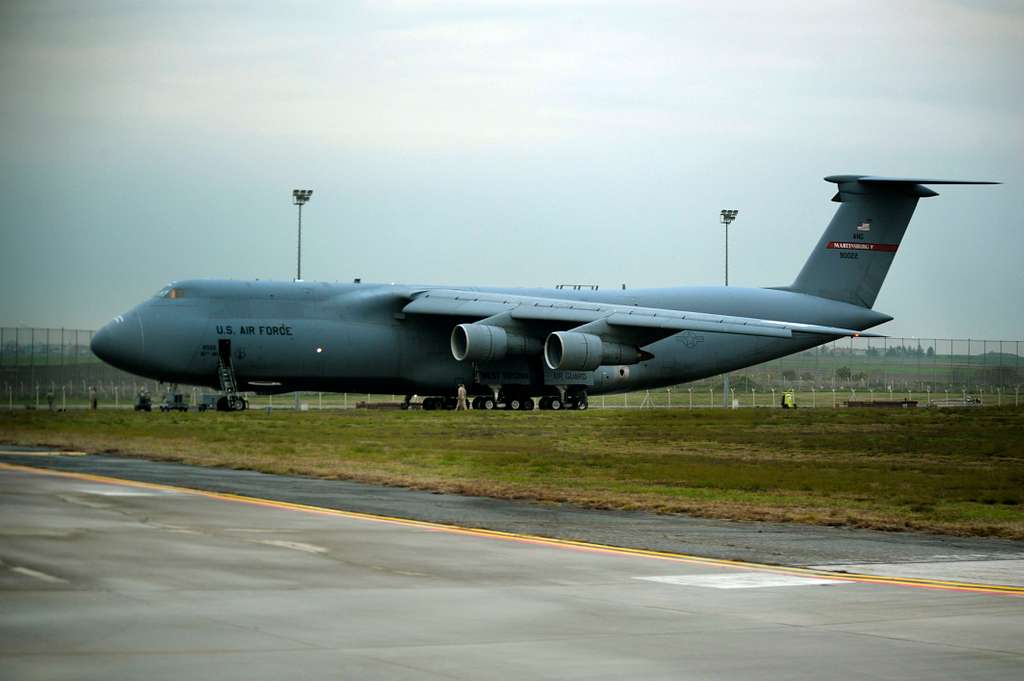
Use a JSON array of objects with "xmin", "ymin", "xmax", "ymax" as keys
[{"xmin": 1, "ymin": 452, "xmax": 1022, "ymax": 680}]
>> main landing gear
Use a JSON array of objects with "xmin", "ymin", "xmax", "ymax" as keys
[
  {"xmin": 416, "ymin": 390, "xmax": 588, "ymax": 412},
  {"xmin": 489, "ymin": 388, "xmax": 535, "ymax": 411},
  {"xmin": 421, "ymin": 396, "xmax": 455, "ymax": 410},
  {"xmin": 537, "ymin": 394, "xmax": 588, "ymax": 411},
  {"xmin": 468, "ymin": 394, "xmax": 533, "ymax": 410},
  {"xmin": 471, "ymin": 395, "xmax": 496, "ymax": 410}
]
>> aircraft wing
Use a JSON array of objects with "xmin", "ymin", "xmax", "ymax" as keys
[{"xmin": 403, "ymin": 288, "xmax": 880, "ymax": 350}]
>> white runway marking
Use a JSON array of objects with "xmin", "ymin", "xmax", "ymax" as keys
[
  {"xmin": 637, "ymin": 573, "xmax": 849, "ymax": 589},
  {"xmin": 74, "ymin": 483, "xmax": 179, "ymax": 499},
  {"xmin": 11, "ymin": 566, "xmax": 69, "ymax": 584},
  {"xmin": 808, "ymin": 559, "xmax": 1024, "ymax": 587},
  {"xmin": 257, "ymin": 539, "xmax": 328, "ymax": 554},
  {"xmin": 224, "ymin": 528, "xmax": 278, "ymax": 533},
  {"xmin": 149, "ymin": 522, "xmax": 199, "ymax": 535},
  {"xmin": 80, "ymin": 487, "xmax": 175, "ymax": 497}
]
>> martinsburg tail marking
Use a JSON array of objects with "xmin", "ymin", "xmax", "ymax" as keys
[{"xmin": 783, "ymin": 175, "xmax": 998, "ymax": 308}]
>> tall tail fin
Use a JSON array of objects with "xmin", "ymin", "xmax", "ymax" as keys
[{"xmin": 783, "ymin": 175, "xmax": 997, "ymax": 308}]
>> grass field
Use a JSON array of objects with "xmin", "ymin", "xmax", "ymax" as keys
[{"xmin": 2, "ymin": 407, "xmax": 1023, "ymax": 539}]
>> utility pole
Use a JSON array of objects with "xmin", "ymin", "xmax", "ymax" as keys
[{"xmin": 720, "ymin": 209, "xmax": 738, "ymax": 408}]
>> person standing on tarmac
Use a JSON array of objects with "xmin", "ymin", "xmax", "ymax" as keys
[
  {"xmin": 456, "ymin": 384, "xmax": 468, "ymax": 411},
  {"xmin": 88, "ymin": 386, "xmax": 98, "ymax": 410}
]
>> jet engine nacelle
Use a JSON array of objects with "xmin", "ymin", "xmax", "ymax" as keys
[
  {"xmin": 451, "ymin": 323, "xmax": 542, "ymax": 362},
  {"xmin": 544, "ymin": 331, "xmax": 645, "ymax": 371}
]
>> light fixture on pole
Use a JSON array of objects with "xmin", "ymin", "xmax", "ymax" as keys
[
  {"xmin": 720, "ymin": 209, "xmax": 738, "ymax": 408},
  {"xmin": 720, "ymin": 209, "xmax": 738, "ymax": 286},
  {"xmin": 292, "ymin": 189, "xmax": 313, "ymax": 281}
]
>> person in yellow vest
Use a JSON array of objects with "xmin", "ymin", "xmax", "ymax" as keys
[
  {"xmin": 456, "ymin": 384, "xmax": 469, "ymax": 410},
  {"xmin": 782, "ymin": 390, "xmax": 797, "ymax": 409}
]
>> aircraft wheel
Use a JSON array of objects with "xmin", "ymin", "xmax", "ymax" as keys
[
  {"xmin": 481, "ymin": 397, "xmax": 496, "ymax": 410},
  {"xmin": 538, "ymin": 397, "xmax": 550, "ymax": 410},
  {"xmin": 507, "ymin": 398, "xmax": 522, "ymax": 411},
  {"xmin": 522, "ymin": 398, "xmax": 534, "ymax": 411},
  {"xmin": 575, "ymin": 398, "xmax": 588, "ymax": 411},
  {"xmin": 471, "ymin": 396, "xmax": 483, "ymax": 410},
  {"xmin": 549, "ymin": 397, "xmax": 563, "ymax": 411}
]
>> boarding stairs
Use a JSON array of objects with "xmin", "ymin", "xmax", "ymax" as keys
[{"xmin": 217, "ymin": 343, "xmax": 246, "ymax": 410}]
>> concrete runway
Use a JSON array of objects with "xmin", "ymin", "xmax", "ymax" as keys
[
  {"xmin": 3, "ymin": 449, "xmax": 1024, "ymax": 583},
  {"xmin": 1, "ymin": 458, "xmax": 1022, "ymax": 680}
]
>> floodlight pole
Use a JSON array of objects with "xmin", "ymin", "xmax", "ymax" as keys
[
  {"xmin": 292, "ymin": 189, "xmax": 313, "ymax": 281},
  {"xmin": 291, "ymin": 189, "xmax": 313, "ymax": 411},
  {"xmin": 720, "ymin": 209, "xmax": 738, "ymax": 408}
]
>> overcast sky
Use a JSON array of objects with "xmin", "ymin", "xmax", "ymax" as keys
[{"xmin": 1, "ymin": 0, "xmax": 1021, "ymax": 338}]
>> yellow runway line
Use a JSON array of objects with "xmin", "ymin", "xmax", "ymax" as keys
[{"xmin": 2, "ymin": 460, "xmax": 1022, "ymax": 598}]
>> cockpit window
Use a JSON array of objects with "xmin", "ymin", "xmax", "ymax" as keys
[{"xmin": 154, "ymin": 286, "xmax": 185, "ymax": 299}]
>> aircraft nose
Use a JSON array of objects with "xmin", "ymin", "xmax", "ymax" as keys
[{"xmin": 91, "ymin": 313, "xmax": 145, "ymax": 373}]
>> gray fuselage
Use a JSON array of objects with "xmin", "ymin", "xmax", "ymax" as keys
[{"xmin": 91, "ymin": 279, "xmax": 891, "ymax": 397}]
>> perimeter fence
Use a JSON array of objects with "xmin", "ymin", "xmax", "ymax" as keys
[
  {"xmin": 0, "ymin": 328, "xmax": 167, "ymax": 409},
  {"xmin": 656, "ymin": 336, "xmax": 1023, "ymax": 409},
  {"xmin": 1, "ymin": 327, "xmax": 1021, "ymax": 409}
]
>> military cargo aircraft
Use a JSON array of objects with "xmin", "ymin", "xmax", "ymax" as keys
[{"xmin": 92, "ymin": 175, "xmax": 995, "ymax": 411}]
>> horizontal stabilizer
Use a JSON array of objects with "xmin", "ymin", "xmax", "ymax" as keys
[
  {"xmin": 825, "ymin": 175, "xmax": 1000, "ymax": 200},
  {"xmin": 832, "ymin": 176, "xmax": 999, "ymax": 185}
]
